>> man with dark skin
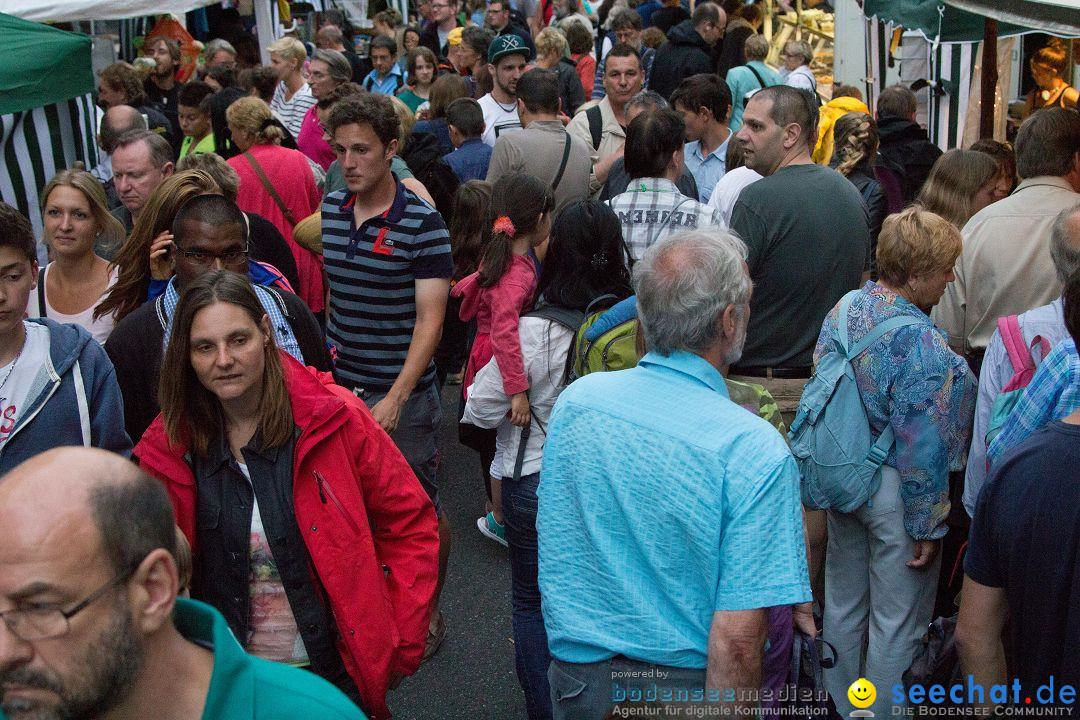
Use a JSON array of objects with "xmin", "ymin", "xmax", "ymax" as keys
[{"xmin": 0, "ymin": 447, "xmax": 365, "ymax": 720}]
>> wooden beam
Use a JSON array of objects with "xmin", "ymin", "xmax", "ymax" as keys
[{"xmin": 979, "ymin": 18, "xmax": 998, "ymax": 140}]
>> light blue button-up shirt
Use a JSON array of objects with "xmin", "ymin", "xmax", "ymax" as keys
[
  {"xmin": 684, "ymin": 135, "xmax": 730, "ymax": 203},
  {"xmin": 537, "ymin": 350, "xmax": 810, "ymax": 668}
]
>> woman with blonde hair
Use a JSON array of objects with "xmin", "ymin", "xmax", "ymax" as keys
[
  {"xmin": 916, "ymin": 148, "xmax": 1000, "ymax": 229},
  {"xmin": 226, "ymin": 96, "xmax": 324, "ymax": 315},
  {"xmin": 816, "ymin": 206, "xmax": 975, "ymax": 717},
  {"xmin": 29, "ymin": 169, "xmax": 125, "ymax": 342},
  {"xmin": 830, "ymin": 112, "xmax": 886, "ymax": 274},
  {"xmin": 267, "ymin": 36, "xmax": 316, "ymax": 137},
  {"xmin": 533, "ymin": 27, "xmax": 586, "ymax": 116},
  {"xmin": 96, "ymin": 169, "xmax": 221, "ymax": 323}
]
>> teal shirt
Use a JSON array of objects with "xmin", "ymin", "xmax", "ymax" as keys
[{"xmin": 0, "ymin": 599, "xmax": 367, "ymax": 720}]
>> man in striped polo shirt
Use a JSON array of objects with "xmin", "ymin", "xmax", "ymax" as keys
[{"xmin": 322, "ymin": 93, "xmax": 454, "ymax": 659}]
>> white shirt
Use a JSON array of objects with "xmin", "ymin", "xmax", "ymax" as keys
[
  {"xmin": 782, "ymin": 66, "xmax": 817, "ymax": 93},
  {"xmin": 270, "ymin": 82, "xmax": 316, "ymax": 139},
  {"xmin": 26, "ymin": 264, "xmax": 119, "ymax": 345},
  {"xmin": 462, "ymin": 315, "xmax": 574, "ymax": 478},
  {"xmin": 707, "ymin": 166, "xmax": 762, "ymax": 226},
  {"xmin": 478, "ymin": 93, "xmax": 523, "ymax": 147},
  {"xmin": 0, "ymin": 322, "xmax": 50, "ymax": 448}
]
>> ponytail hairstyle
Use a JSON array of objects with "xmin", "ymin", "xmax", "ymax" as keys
[
  {"xmin": 833, "ymin": 111, "xmax": 879, "ymax": 176},
  {"xmin": 449, "ymin": 180, "xmax": 492, "ymax": 281},
  {"xmin": 477, "ymin": 173, "xmax": 554, "ymax": 288}
]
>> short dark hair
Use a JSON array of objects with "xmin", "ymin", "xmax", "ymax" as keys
[
  {"xmin": 1015, "ymin": 107, "xmax": 1080, "ymax": 180},
  {"xmin": 752, "ymin": 85, "xmax": 818, "ymax": 150},
  {"xmin": 208, "ymin": 63, "xmax": 238, "ymax": 89},
  {"xmin": 446, "ymin": 97, "xmax": 485, "ymax": 137},
  {"xmin": 316, "ymin": 82, "xmax": 365, "ymax": 111},
  {"xmin": 178, "ymin": 81, "xmax": 215, "ymax": 112},
  {"xmin": 876, "ymin": 84, "xmax": 917, "ymax": 120},
  {"xmin": 625, "ymin": 108, "xmax": 685, "ymax": 179},
  {"xmin": 563, "ymin": 18, "xmax": 593, "ymax": 54},
  {"xmin": 172, "ymin": 194, "xmax": 246, "ymax": 244},
  {"xmin": 1065, "ymin": 268, "xmax": 1080, "ymax": 349},
  {"xmin": 610, "ymin": 7, "xmax": 643, "ymax": 30},
  {"xmin": 691, "ymin": 1, "xmax": 721, "ymax": 27},
  {"xmin": 327, "ymin": 94, "xmax": 401, "ymax": 148},
  {"xmin": 605, "ymin": 42, "xmax": 641, "ymax": 71},
  {"xmin": 370, "ymin": 34, "xmax": 398, "ymax": 56},
  {"xmin": 240, "ymin": 66, "xmax": 279, "ymax": 103},
  {"xmin": 89, "ymin": 470, "xmax": 178, "ymax": 576},
  {"xmin": 462, "ymin": 26, "xmax": 495, "ymax": 59},
  {"xmin": 670, "ymin": 74, "xmax": 732, "ymax": 123},
  {"xmin": 516, "ymin": 68, "xmax": 560, "ymax": 114},
  {"xmin": 0, "ymin": 202, "xmax": 36, "ymax": 264}
]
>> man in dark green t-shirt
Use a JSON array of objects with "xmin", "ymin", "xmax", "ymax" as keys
[{"xmin": 0, "ymin": 448, "xmax": 366, "ymax": 720}]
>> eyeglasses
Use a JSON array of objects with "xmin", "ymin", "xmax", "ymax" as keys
[
  {"xmin": 0, "ymin": 568, "xmax": 136, "ymax": 642},
  {"xmin": 175, "ymin": 245, "xmax": 250, "ymax": 265}
]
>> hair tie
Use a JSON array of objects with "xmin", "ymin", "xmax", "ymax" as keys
[
  {"xmin": 590, "ymin": 250, "xmax": 608, "ymax": 270},
  {"xmin": 259, "ymin": 117, "xmax": 277, "ymax": 131},
  {"xmin": 493, "ymin": 216, "xmax": 516, "ymax": 237}
]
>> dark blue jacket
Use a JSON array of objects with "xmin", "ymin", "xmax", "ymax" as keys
[
  {"xmin": 443, "ymin": 137, "xmax": 493, "ymax": 182},
  {"xmin": 0, "ymin": 319, "xmax": 131, "ymax": 473}
]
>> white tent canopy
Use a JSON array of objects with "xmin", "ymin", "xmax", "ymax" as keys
[{"xmin": 0, "ymin": 0, "xmax": 218, "ymax": 23}]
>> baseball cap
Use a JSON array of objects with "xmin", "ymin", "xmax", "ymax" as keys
[{"xmin": 487, "ymin": 33, "xmax": 528, "ymax": 64}]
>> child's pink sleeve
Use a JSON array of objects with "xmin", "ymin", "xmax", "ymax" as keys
[{"xmin": 488, "ymin": 273, "xmax": 534, "ymax": 397}]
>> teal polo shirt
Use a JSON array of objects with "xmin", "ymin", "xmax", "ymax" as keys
[{"xmin": 0, "ymin": 598, "xmax": 367, "ymax": 720}]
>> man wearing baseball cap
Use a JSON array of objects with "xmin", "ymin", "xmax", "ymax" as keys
[{"xmin": 479, "ymin": 34, "xmax": 529, "ymax": 146}]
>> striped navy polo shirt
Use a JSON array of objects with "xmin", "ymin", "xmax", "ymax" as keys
[{"xmin": 322, "ymin": 178, "xmax": 453, "ymax": 393}]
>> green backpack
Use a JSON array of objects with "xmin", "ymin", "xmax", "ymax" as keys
[{"xmin": 569, "ymin": 295, "xmax": 640, "ymax": 380}]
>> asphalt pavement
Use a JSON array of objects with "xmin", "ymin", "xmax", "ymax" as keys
[{"xmin": 387, "ymin": 384, "xmax": 529, "ymax": 720}]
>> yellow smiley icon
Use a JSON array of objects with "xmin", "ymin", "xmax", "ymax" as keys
[{"xmin": 848, "ymin": 678, "xmax": 876, "ymax": 709}]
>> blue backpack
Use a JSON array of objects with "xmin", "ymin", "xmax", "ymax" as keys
[{"xmin": 789, "ymin": 291, "xmax": 921, "ymax": 513}]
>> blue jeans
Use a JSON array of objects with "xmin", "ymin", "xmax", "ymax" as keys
[{"xmin": 501, "ymin": 471, "xmax": 552, "ymax": 720}]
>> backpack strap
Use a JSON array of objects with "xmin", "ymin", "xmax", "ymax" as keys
[
  {"xmin": 550, "ymin": 132, "xmax": 573, "ymax": 193},
  {"xmin": 36, "ymin": 267, "xmax": 47, "ymax": 318},
  {"xmin": 586, "ymin": 105, "xmax": 603, "ymax": 152},
  {"xmin": 526, "ymin": 304, "xmax": 586, "ymax": 331},
  {"xmin": 997, "ymin": 314, "xmax": 1033, "ymax": 376},
  {"xmin": 846, "ymin": 312, "xmax": 923, "ymax": 360}
]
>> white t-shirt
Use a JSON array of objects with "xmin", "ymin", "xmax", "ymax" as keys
[
  {"xmin": 26, "ymin": 264, "xmax": 119, "ymax": 345},
  {"xmin": 478, "ymin": 93, "xmax": 523, "ymax": 147},
  {"xmin": 237, "ymin": 461, "xmax": 309, "ymax": 666},
  {"xmin": 707, "ymin": 166, "xmax": 763, "ymax": 227},
  {"xmin": 0, "ymin": 322, "xmax": 51, "ymax": 448}
]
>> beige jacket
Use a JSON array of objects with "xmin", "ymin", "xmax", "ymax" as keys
[
  {"xmin": 932, "ymin": 176, "xmax": 1080, "ymax": 353},
  {"xmin": 567, "ymin": 96, "xmax": 625, "ymax": 197}
]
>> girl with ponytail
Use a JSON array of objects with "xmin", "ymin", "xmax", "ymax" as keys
[{"xmin": 452, "ymin": 173, "xmax": 554, "ymax": 544}]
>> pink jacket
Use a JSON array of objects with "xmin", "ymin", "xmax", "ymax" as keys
[{"xmin": 453, "ymin": 254, "xmax": 537, "ymax": 396}]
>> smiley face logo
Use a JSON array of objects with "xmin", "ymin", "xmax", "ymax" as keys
[{"xmin": 848, "ymin": 678, "xmax": 876, "ymax": 709}]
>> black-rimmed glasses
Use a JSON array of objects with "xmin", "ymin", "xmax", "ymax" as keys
[{"xmin": 175, "ymin": 245, "xmax": 250, "ymax": 266}]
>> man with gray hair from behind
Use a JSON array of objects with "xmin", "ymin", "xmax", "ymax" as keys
[
  {"xmin": 964, "ymin": 203, "xmax": 1080, "ymax": 516},
  {"xmin": 537, "ymin": 229, "xmax": 811, "ymax": 719}
]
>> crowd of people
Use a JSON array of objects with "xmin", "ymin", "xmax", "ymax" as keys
[{"xmin": 2, "ymin": 1, "xmax": 1080, "ymax": 719}]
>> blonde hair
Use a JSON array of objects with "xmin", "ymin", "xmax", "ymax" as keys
[
  {"xmin": 387, "ymin": 95, "xmax": 416, "ymax": 146},
  {"xmin": 915, "ymin": 149, "xmax": 999, "ymax": 229},
  {"xmin": 226, "ymin": 96, "xmax": 286, "ymax": 146},
  {"xmin": 833, "ymin": 112, "xmax": 878, "ymax": 176},
  {"xmin": 40, "ymin": 169, "xmax": 126, "ymax": 257},
  {"xmin": 174, "ymin": 526, "xmax": 192, "ymax": 596},
  {"xmin": 267, "ymin": 36, "xmax": 307, "ymax": 69},
  {"xmin": 876, "ymin": 206, "xmax": 963, "ymax": 287},
  {"xmin": 535, "ymin": 27, "xmax": 568, "ymax": 60}
]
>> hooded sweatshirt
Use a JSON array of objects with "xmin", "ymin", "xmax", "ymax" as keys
[
  {"xmin": 648, "ymin": 19, "xmax": 714, "ymax": 99},
  {"xmin": 0, "ymin": 318, "xmax": 131, "ymax": 473}
]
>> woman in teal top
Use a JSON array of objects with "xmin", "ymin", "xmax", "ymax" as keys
[{"xmin": 396, "ymin": 47, "xmax": 437, "ymax": 114}]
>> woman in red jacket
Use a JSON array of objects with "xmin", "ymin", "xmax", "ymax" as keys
[{"xmin": 134, "ymin": 270, "xmax": 438, "ymax": 720}]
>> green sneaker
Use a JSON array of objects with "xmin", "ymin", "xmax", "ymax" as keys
[{"xmin": 476, "ymin": 511, "xmax": 508, "ymax": 548}]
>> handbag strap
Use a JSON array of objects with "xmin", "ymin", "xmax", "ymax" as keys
[
  {"xmin": 550, "ymin": 132, "xmax": 573, "ymax": 193},
  {"xmin": 37, "ymin": 266, "xmax": 47, "ymax": 318},
  {"xmin": 243, "ymin": 151, "xmax": 298, "ymax": 227}
]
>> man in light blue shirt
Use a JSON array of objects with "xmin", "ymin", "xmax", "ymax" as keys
[
  {"xmin": 670, "ymin": 74, "xmax": 733, "ymax": 202},
  {"xmin": 363, "ymin": 36, "xmax": 405, "ymax": 96},
  {"xmin": 538, "ymin": 228, "xmax": 812, "ymax": 719}
]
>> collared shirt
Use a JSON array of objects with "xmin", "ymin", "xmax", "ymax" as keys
[
  {"xmin": 606, "ymin": 177, "xmax": 725, "ymax": 261},
  {"xmin": 987, "ymin": 337, "xmax": 1080, "ymax": 468},
  {"xmin": 816, "ymin": 283, "xmax": 976, "ymax": 539},
  {"xmin": 964, "ymin": 298, "xmax": 1068, "ymax": 516},
  {"xmin": 684, "ymin": 133, "xmax": 730, "ymax": 203},
  {"xmin": 170, "ymin": 598, "xmax": 367, "ymax": 719},
  {"xmin": 362, "ymin": 66, "xmax": 404, "ymax": 96},
  {"xmin": 932, "ymin": 176, "xmax": 1080, "ymax": 353},
  {"xmin": 161, "ymin": 277, "xmax": 303, "ymax": 363},
  {"xmin": 443, "ymin": 137, "xmax": 493, "ymax": 182},
  {"xmin": 321, "ymin": 175, "xmax": 453, "ymax": 392},
  {"xmin": 567, "ymin": 96, "xmax": 626, "ymax": 196},
  {"xmin": 537, "ymin": 350, "xmax": 810, "ymax": 668}
]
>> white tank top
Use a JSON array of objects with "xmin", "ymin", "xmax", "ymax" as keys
[{"xmin": 25, "ymin": 263, "xmax": 119, "ymax": 344}]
